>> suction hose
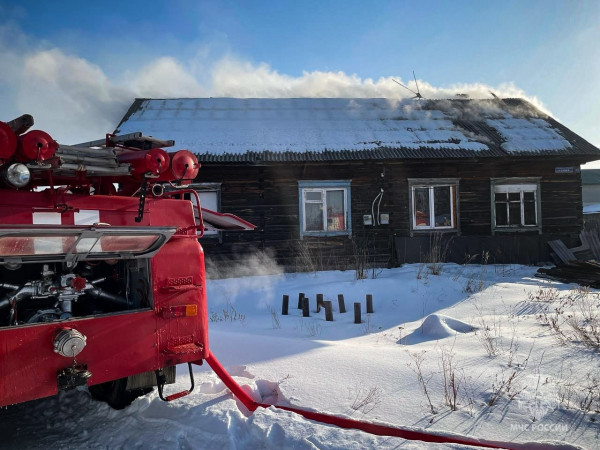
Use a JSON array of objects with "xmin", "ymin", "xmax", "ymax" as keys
[{"xmin": 205, "ymin": 351, "xmax": 510, "ymax": 449}]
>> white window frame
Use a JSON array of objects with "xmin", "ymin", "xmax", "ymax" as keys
[
  {"xmin": 298, "ymin": 180, "xmax": 351, "ymax": 238},
  {"xmin": 408, "ymin": 179, "xmax": 459, "ymax": 233},
  {"xmin": 491, "ymin": 179, "xmax": 541, "ymax": 232},
  {"xmin": 184, "ymin": 183, "xmax": 222, "ymax": 239}
]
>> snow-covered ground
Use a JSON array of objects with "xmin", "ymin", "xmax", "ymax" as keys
[{"xmin": 1, "ymin": 264, "xmax": 599, "ymax": 449}]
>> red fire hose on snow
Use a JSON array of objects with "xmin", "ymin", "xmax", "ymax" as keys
[{"xmin": 205, "ymin": 351, "xmax": 512, "ymax": 449}]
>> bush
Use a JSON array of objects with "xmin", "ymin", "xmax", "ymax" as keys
[{"xmin": 537, "ymin": 286, "xmax": 600, "ymax": 351}]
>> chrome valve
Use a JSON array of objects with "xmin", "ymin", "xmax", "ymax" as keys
[{"xmin": 53, "ymin": 328, "xmax": 87, "ymax": 358}]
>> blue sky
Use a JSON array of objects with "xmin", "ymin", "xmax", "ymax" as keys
[{"xmin": 1, "ymin": 1, "xmax": 599, "ymax": 164}]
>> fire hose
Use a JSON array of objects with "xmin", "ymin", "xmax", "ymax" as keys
[{"xmin": 205, "ymin": 351, "xmax": 513, "ymax": 450}]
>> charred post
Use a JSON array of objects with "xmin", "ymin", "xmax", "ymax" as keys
[
  {"xmin": 302, "ymin": 297, "xmax": 310, "ymax": 317},
  {"xmin": 354, "ymin": 302, "xmax": 361, "ymax": 324},
  {"xmin": 324, "ymin": 301, "xmax": 333, "ymax": 321},
  {"xmin": 282, "ymin": 295, "xmax": 289, "ymax": 315},
  {"xmin": 316, "ymin": 293, "xmax": 324, "ymax": 313}
]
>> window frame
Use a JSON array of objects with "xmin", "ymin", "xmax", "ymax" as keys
[
  {"xmin": 408, "ymin": 178, "xmax": 460, "ymax": 235},
  {"xmin": 491, "ymin": 178, "xmax": 542, "ymax": 234},
  {"xmin": 184, "ymin": 182, "xmax": 222, "ymax": 240},
  {"xmin": 298, "ymin": 180, "xmax": 352, "ymax": 238}
]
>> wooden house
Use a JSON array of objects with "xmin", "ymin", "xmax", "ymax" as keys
[{"xmin": 115, "ymin": 98, "xmax": 600, "ymax": 270}]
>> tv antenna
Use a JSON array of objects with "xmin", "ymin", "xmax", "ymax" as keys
[{"xmin": 392, "ymin": 71, "xmax": 424, "ymax": 99}]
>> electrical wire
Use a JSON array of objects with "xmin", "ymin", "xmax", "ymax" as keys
[
  {"xmin": 371, "ymin": 189, "xmax": 384, "ymax": 226},
  {"xmin": 376, "ymin": 188, "xmax": 384, "ymax": 225}
]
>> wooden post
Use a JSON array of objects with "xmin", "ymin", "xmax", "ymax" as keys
[
  {"xmin": 324, "ymin": 301, "xmax": 333, "ymax": 321},
  {"xmin": 354, "ymin": 302, "xmax": 361, "ymax": 324},
  {"xmin": 316, "ymin": 293, "xmax": 324, "ymax": 312},
  {"xmin": 282, "ymin": 295, "xmax": 289, "ymax": 315},
  {"xmin": 302, "ymin": 297, "xmax": 310, "ymax": 317},
  {"xmin": 338, "ymin": 294, "xmax": 346, "ymax": 313},
  {"xmin": 298, "ymin": 292, "xmax": 304, "ymax": 309},
  {"xmin": 366, "ymin": 294, "xmax": 374, "ymax": 314}
]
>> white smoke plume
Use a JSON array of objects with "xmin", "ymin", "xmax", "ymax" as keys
[
  {"xmin": 206, "ymin": 250, "xmax": 284, "ymax": 309},
  {"xmin": 126, "ymin": 57, "xmax": 206, "ymax": 98},
  {"xmin": 210, "ymin": 56, "xmax": 546, "ymax": 112},
  {"xmin": 17, "ymin": 49, "xmax": 133, "ymax": 144},
  {"xmin": 0, "ymin": 24, "xmax": 549, "ymax": 143}
]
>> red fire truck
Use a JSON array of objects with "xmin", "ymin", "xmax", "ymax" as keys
[
  {"xmin": 0, "ymin": 114, "xmax": 509, "ymax": 449},
  {"xmin": 0, "ymin": 114, "xmax": 253, "ymax": 409}
]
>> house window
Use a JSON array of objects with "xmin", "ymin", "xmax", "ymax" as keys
[
  {"xmin": 409, "ymin": 179, "xmax": 458, "ymax": 231},
  {"xmin": 298, "ymin": 181, "xmax": 351, "ymax": 237},
  {"xmin": 492, "ymin": 181, "xmax": 540, "ymax": 230},
  {"xmin": 184, "ymin": 183, "xmax": 221, "ymax": 237}
]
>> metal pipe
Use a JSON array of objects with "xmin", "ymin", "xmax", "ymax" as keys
[
  {"xmin": 0, "ymin": 283, "xmax": 22, "ymax": 309},
  {"xmin": 58, "ymin": 154, "xmax": 119, "ymax": 167},
  {"xmin": 57, "ymin": 145, "xmax": 117, "ymax": 157},
  {"xmin": 57, "ymin": 153, "xmax": 117, "ymax": 163},
  {"xmin": 56, "ymin": 151, "xmax": 117, "ymax": 162},
  {"xmin": 0, "ymin": 293, "xmax": 23, "ymax": 309},
  {"xmin": 0, "ymin": 297, "xmax": 11, "ymax": 309},
  {"xmin": 58, "ymin": 163, "xmax": 131, "ymax": 175},
  {"xmin": 85, "ymin": 287, "xmax": 128, "ymax": 306},
  {"xmin": 151, "ymin": 183, "xmax": 164, "ymax": 197}
]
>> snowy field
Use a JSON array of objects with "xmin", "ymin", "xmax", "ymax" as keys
[{"xmin": 1, "ymin": 263, "xmax": 599, "ymax": 449}]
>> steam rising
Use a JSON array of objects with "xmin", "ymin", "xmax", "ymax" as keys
[
  {"xmin": 206, "ymin": 251, "xmax": 284, "ymax": 309},
  {"xmin": 0, "ymin": 25, "xmax": 548, "ymax": 144}
]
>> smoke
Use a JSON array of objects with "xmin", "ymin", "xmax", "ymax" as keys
[
  {"xmin": 18, "ymin": 49, "xmax": 132, "ymax": 144},
  {"xmin": 206, "ymin": 250, "xmax": 283, "ymax": 280},
  {"xmin": 210, "ymin": 58, "xmax": 402, "ymax": 99},
  {"xmin": 0, "ymin": 24, "xmax": 550, "ymax": 143},
  {"xmin": 125, "ymin": 57, "xmax": 205, "ymax": 98},
  {"xmin": 205, "ymin": 250, "xmax": 284, "ymax": 309},
  {"xmin": 209, "ymin": 56, "xmax": 548, "ymax": 115}
]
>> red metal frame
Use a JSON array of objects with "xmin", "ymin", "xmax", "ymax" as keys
[{"xmin": 0, "ymin": 190, "xmax": 208, "ymax": 407}]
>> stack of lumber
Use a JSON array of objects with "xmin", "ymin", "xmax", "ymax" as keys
[
  {"xmin": 537, "ymin": 260, "xmax": 600, "ymax": 288},
  {"xmin": 536, "ymin": 230, "xmax": 600, "ymax": 287},
  {"xmin": 536, "ymin": 231, "xmax": 600, "ymax": 288}
]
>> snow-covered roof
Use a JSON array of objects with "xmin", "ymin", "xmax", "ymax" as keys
[
  {"xmin": 485, "ymin": 117, "xmax": 571, "ymax": 153},
  {"xmin": 115, "ymin": 98, "xmax": 600, "ymax": 162}
]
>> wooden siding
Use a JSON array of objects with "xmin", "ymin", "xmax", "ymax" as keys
[{"xmin": 197, "ymin": 157, "xmax": 585, "ymax": 270}]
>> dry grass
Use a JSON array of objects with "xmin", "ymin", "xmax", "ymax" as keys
[
  {"xmin": 350, "ymin": 386, "xmax": 383, "ymax": 414},
  {"xmin": 536, "ymin": 286, "xmax": 600, "ymax": 352}
]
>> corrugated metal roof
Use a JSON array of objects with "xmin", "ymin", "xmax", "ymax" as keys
[
  {"xmin": 196, "ymin": 146, "xmax": 506, "ymax": 163},
  {"xmin": 115, "ymin": 98, "xmax": 600, "ymax": 163}
]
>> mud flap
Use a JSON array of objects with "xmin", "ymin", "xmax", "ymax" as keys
[{"xmin": 126, "ymin": 366, "xmax": 175, "ymax": 390}]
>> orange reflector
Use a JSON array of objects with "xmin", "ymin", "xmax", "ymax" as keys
[{"xmin": 161, "ymin": 304, "xmax": 198, "ymax": 319}]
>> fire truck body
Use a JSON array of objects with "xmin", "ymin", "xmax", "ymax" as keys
[{"xmin": 0, "ymin": 115, "xmax": 248, "ymax": 408}]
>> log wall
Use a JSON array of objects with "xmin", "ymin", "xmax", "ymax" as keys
[{"xmin": 196, "ymin": 157, "xmax": 585, "ymax": 271}]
